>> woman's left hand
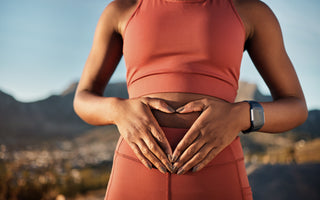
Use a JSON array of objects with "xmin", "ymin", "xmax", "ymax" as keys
[{"xmin": 171, "ymin": 98, "xmax": 250, "ymax": 175}]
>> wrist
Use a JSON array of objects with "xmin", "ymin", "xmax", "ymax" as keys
[
  {"xmin": 232, "ymin": 101, "xmax": 251, "ymax": 132},
  {"xmin": 105, "ymin": 97, "xmax": 126, "ymax": 124},
  {"xmin": 242, "ymin": 101, "xmax": 265, "ymax": 133}
]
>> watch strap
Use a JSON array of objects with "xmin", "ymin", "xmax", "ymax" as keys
[{"xmin": 243, "ymin": 101, "xmax": 265, "ymax": 134}]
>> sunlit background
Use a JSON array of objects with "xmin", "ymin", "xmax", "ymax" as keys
[{"xmin": 0, "ymin": 0, "xmax": 320, "ymax": 200}]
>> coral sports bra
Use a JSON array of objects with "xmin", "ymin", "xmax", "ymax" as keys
[{"xmin": 122, "ymin": 0, "xmax": 245, "ymax": 102}]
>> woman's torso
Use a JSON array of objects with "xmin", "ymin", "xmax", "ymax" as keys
[{"xmin": 116, "ymin": 0, "xmax": 251, "ymax": 129}]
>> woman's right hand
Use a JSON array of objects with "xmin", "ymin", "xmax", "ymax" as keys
[{"xmin": 113, "ymin": 97, "xmax": 175, "ymax": 174}]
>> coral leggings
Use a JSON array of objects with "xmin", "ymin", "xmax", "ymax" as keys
[{"xmin": 104, "ymin": 127, "xmax": 253, "ymax": 200}]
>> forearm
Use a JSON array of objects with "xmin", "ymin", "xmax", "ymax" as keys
[
  {"xmin": 73, "ymin": 90, "xmax": 122, "ymax": 126},
  {"xmin": 238, "ymin": 97, "xmax": 308, "ymax": 133},
  {"xmin": 259, "ymin": 97, "xmax": 308, "ymax": 133}
]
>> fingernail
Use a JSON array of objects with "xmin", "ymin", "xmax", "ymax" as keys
[
  {"xmin": 167, "ymin": 106, "xmax": 175, "ymax": 113},
  {"xmin": 172, "ymin": 164, "xmax": 178, "ymax": 173},
  {"xmin": 168, "ymin": 154, "xmax": 173, "ymax": 162},
  {"xmin": 160, "ymin": 166, "xmax": 167, "ymax": 174},
  {"xmin": 192, "ymin": 166, "xmax": 198, "ymax": 173},
  {"xmin": 167, "ymin": 164, "xmax": 174, "ymax": 173},
  {"xmin": 172, "ymin": 155, "xmax": 178, "ymax": 163},
  {"xmin": 176, "ymin": 107, "xmax": 184, "ymax": 112},
  {"xmin": 146, "ymin": 163, "xmax": 152, "ymax": 170},
  {"xmin": 177, "ymin": 168, "xmax": 185, "ymax": 175}
]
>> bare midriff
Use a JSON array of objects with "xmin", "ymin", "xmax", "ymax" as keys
[{"xmin": 142, "ymin": 92, "xmax": 224, "ymax": 129}]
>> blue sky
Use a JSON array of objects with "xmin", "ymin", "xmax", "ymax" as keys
[{"xmin": 0, "ymin": 0, "xmax": 319, "ymax": 109}]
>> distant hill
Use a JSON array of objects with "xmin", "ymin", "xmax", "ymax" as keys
[
  {"xmin": 0, "ymin": 81, "xmax": 319, "ymax": 148},
  {"xmin": 235, "ymin": 81, "xmax": 273, "ymax": 102},
  {"xmin": 0, "ymin": 82, "xmax": 127, "ymax": 147}
]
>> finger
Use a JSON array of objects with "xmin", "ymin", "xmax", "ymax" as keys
[
  {"xmin": 136, "ymin": 101, "xmax": 173, "ymax": 157},
  {"xmin": 136, "ymin": 140, "xmax": 168, "ymax": 174},
  {"xmin": 143, "ymin": 132, "xmax": 173, "ymax": 172},
  {"xmin": 143, "ymin": 97, "xmax": 175, "ymax": 113},
  {"xmin": 191, "ymin": 147, "xmax": 222, "ymax": 173},
  {"xmin": 172, "ymin": 139, "xmax": 205, "ymax": 173},
  {"xmin": 176, "ymin": 144, "xmax": 214, "ymax": 175},
  {"xmin": 129, "ymin": 143, "xmax": 153, "ymax": 170},
  {"xmin": 172, "ymin": 125, "xmax": 202, "ymax": 163},
  {"xmin": 172, "ymin": 108, "xmax": 212, "ymax": 162},
  {"xmin": 176, "ymin": 99, "xmax": 206, "ymax": 113},
  {"xmin": 149, "ymin": 124, "xmax": 173, "ymax": 156}
]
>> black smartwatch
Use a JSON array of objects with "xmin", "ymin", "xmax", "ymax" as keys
[{"xmin": 242, "ymin": 101, "xmax": 265, "ymax": 134}]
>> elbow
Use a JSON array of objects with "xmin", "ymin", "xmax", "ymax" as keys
[
  {"xmin": 300, "ymin": 105, "xmax": 309, "ymax": 125},
  {"xmin": 297, "ymin": 100, "xmax": 309, "ymax": 127},
  {"xmin": 73, "ymin": 96, "xmax": 93, "ymax": 125},
  {"xmin": 73, "ymin": 90, "xmax": 88, "ymax": 124},
  {"xmin": 73, "ymin": 93, "xmax": 82, "ymax": 120}
]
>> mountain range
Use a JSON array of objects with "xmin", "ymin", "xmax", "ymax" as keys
[{"xmin": 0, "ymin": 82, "xmax": 128, "ymax": 147}]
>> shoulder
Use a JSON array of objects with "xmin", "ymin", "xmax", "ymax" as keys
[
  {"xmin": 234, "ymin": 0, "xmax": 274, "ymax": 16},
  {"xmin": 100, "ymin": 0, "xmax": 139, "ymax": 34},
  {"xmin": 108, "ymin": 0, "xmax": 138, "ymax": 12},
  {"xmin": 233, "ymin": 0, "xmax": 280, "ymax": 41}
]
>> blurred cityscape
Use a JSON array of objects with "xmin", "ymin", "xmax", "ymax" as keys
[{"xmin": 0, "ymin": 126, "xmax": 117, "ymax": 200}]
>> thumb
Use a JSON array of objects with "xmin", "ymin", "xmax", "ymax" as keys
[
  {"xmin": 176, "ymin": 100, "xmax": 206, "ymax": 113},
  {"xmin": 143, "ymin": 97, "xmax": 175, "ymax": 113}
]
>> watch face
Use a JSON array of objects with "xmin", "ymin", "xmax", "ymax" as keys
[{"xmin": 252, "ymin": 108, "xmax": 264, "ymax": 127}]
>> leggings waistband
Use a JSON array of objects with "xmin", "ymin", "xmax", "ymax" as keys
[{"xmin": 115, "ymin": 127, "xmax": 244, "ymax": 167}]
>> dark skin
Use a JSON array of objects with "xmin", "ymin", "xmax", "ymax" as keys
[{"xmin": 74, "ymin": 0, "xmax": 308, "ymax": 175}]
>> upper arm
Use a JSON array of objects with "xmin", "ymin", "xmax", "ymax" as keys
[
  {"xmin": 76, "ymin": 1, "xmax": 124, "ymax": 96},
  {"xmin": 244, "ymin": 1, "xmax": 305, "ymax": 101}
]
